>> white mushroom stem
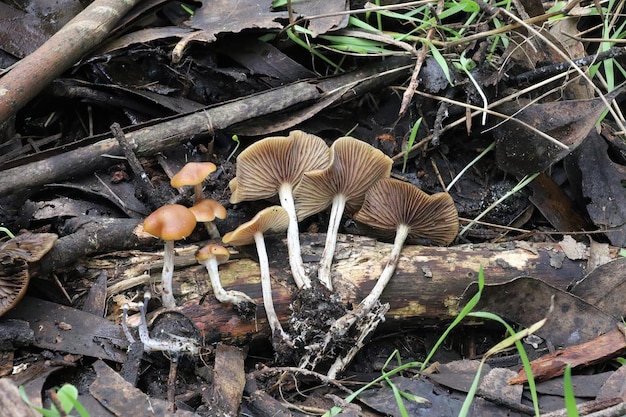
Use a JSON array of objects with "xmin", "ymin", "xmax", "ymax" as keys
[
  {"xmin": 359, "ymin": 224, "xmax": 410, "ymax": 312},
  {"xmin": 203, "ymin": 221, "xmax": 221, "ymax": 239},
  {"xmin": 160, "ymin": 240, "xmax": 177, "ymax": 310},
  {"xmin": 254, "ymin": 230, "xmax": 291, "ymax": 342},
  {"xmin": 317, "ymin": 194, "xmax": 347, "ymax": 291},
  {"xmin": 199, "ymin": 258, "xmax": 255, "ymax": 307},
  {"xmin": 137, "ymin": 292, "xmax": 199, "ymax": 355},
  {"xmin": 121, "ymin": 303, "xmax": 136, "ymax": 344},
  {"xmin": 279, "ymin": 182, "xmax": 311, "ymax": 290}
]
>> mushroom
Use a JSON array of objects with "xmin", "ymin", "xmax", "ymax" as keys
[
  {"xmin": 0, "ymin": 231, "xmax": 58, "ymax": 317},
  {"xmin": 320, "ymin": 178, "xmax": 458, "ymax": 377},
  {"xmin": 294, "ymin": 137, "xmax": 392, "ymax": 290},
  {"xmin": 143, "ymin": 204, "xmax": 197, "ymax": 309},
  {"xmin": 354, "ymin": 178, "xmax": 458, "ymax": 313},
  {"xmin": 190, "ymin": 198, "xmax": 227, "ymax": 239},
  {"xmin": 196, "ymin": 243, "xmax": 256, "ymax": 317},
  {"xmin": 229, "ymin": 130, "xmax": 330, "ymax": 290},
  {"xmin": 170, "ymin": 162, "xmax": 217, "ymax": 201},
  {"xmin": 222, "ymin": 206, "xmax": 291, "ymax": 343}
]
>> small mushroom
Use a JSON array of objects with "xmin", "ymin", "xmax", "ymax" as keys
[
  {"xmin": 0, "ymin": 231, "xmax": 58, "ymax": 317},
  {"xmin": 354, "ymin": 178, "xmax": 458, "ymax": 312},
  {"xmin": 229, "ymin": 130, "xmax": 330, "ymax": 290},
  {"xmin": 294, "ymin": 137, "xmax": 392, "ymax": 290},
  {"xmin": 143, "ymin": 204, "xmax": 197, "ymax": 309},
  {"xmin": 196, "ymin": 243, "xmax": 256, "ymax": 317},
  {"xmin": 170, "ymin": 162, "xmax": 217, "ymax": 201},
  {"xmin": 222, "ymin": 206, "xmax": 291, "ymax": 343},
  {"xmin": 190, "ymin": 198, "xmax": 227, "ymax": 239}
]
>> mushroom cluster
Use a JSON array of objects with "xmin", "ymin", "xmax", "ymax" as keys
[
  {"xmin": 141, "ymin": 161, "xmax": 240, "ymax": 313},
  {"xmin": 137, "ymin": 131, "xmax": 459, "ymax": 377},
  {"xmin": 224, "ymin": 130, "xmax": 458, "ymax": 370}
]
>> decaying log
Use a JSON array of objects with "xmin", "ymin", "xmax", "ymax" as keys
[{"xmin": 81, "ymin": 233, "xmax": 614, "ymax": 344}]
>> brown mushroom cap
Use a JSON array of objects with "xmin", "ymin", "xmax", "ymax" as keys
[
  {"xmin": 143, "ymin": 204, "xmax": 197, "ymax": 240},
  {"xmin": 353, "ymin": 178, "xmax": 458, "ymax": 245},
  {"xmin": 222, "ymin": 206, "xmax": 289, "ymax": 246},
  {"xmin": 190, "ymin": 199, "xmax": 227, "ymax": 222},
  {"xmin": 0, "ymin": 232, "xmax": 58, "ymax": 316},
  {"xmin": 170, "ymin": 162, "xmax": 217, "ymax": 188},
  {"xmin": 294, "ymin": 136, "xmax": 392, "ymax": 220},
  {"xmin": 196, "ymin": 243, "xmax": 230, "ymax": 264},
  {"xmin": 229, "ymin": 131, "xmax": 330, "ymax": 203}
]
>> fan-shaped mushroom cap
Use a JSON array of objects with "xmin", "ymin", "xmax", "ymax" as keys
[
  {"xmin": 190, "ymin": 199, "xmax": 227, "ymax": 222},
  {"xmin": 223, "ymin": 206, "xmax": 289, "ymax": 246},
  {"xmin": 143, "ymin": 204, "xmax": 197, "ymax": 241},
  {"xmin": 170, "ymin": 162, "xmax": 217, "ymax": 188},
  {"xmin": 294, "ymin": 136, "xmax": 392, "ymax": 220},
  {"xmin": 354, "ymin": 178, "xmax": 458, "ymax": 245},
  {"xmin": 229, "ymin": 131, "xmax": 330, "ymax": 204},
  {"xmin": 196, "ymin": 243, "xmax": 230, "ymax": 264},
  {"xmin": 0, "ymin": 232, "xmax": 58, "ymax": 316}
]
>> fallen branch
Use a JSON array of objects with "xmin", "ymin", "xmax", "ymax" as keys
[
  {"xmin": 0, "ymin": 57, "xmax": 412, "ymax": 196},
  {"xmin": 0, "ymin": 0, "xmax": 142, "ymax": 123},
  {"xmin": 73, "ymin": 233, "xmax": 613, "ymax": 344}
]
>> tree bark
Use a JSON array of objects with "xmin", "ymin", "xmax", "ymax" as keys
[{"xmin": 81, "ymin": 233, "xmax": 613, "ymax": 344}]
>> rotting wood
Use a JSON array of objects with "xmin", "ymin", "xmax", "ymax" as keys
[
  {"xmin": 75, "ymin": 233, "xmax": 615, "ymax": 344},
  {"xmin": 0, "ymin": 57, "xmax": 412, "ymax": 196}
]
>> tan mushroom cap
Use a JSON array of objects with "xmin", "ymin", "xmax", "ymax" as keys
[
  {"xmin": 229, "ymin": 131, "xmax": 330, "ymax": 203},
  {"xmin": 170, "ymin": 162, "xmax": 217, "ymax": 188},
  {"xmin": 196, "ymin": 243, "xmax": 230, "ymax": 264},
  {"xmin": 0, "ymin": 232, "xmax": 58, "ymax": 316},
  {"xmin": 190, "ymin": 199, "xmax": 227, "ymax": 222},
  {"xmin": 294, "ymin": 136, "xmax": 392, "ymax": 220},
  {"xmin": 353, "ymin": 178, "xmax": 458, "ymax": 245},
  {"xmin": 222, "ymin": 206, "xmax": 289, "ymax": 246},
  {"xmin": 143, "ymin": 204, "xmax": 197, "ymax": 240}
]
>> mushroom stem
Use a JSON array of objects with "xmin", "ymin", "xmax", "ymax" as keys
[
  {"xmin": 203, "ymin": 222, "xmax": 221, "ymax": 239},
  {"xmin": 137, "ymin": 292, "xmax": 200, "ymax": 355},
  {"xmin": 161, "ymin": 240, "xmax": 176, "ymax": 310},
  {"xmin": 193, "ymin": 184, "xmax": 203, "ymax": 202},
  {"xmin": 200, "ymin": 258, "xmax": 255, "ymax": 309},
  {"xmin": 279, "ymin": 183, "xmax": 311, "ymax": 290},
  {"xmin": 254, "ymin": 230, "xmax": 291, "ymax": 342},
  {"xmin": 317, "ymin": 194, "xmax": 347, "ymax": 290},
  {"xmin": 359, "ymin": 224, "xmax": 410, "ymax": 312}
]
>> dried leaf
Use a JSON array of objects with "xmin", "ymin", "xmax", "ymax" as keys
[
  {"xmin": 577, "ymin": 132, "xmax": 626, "ymax": 246},
  {"xmin": 494, "ymin": 86, "xmax": 625, "ymax": 175}
]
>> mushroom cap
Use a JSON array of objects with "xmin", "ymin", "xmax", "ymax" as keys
[
  {"xmin": 294, "ymin": 136, "xmax": 392, "ymax": 220},
  {"xmin": 353, "ymin": 178, "xmax": 458, "ymax": 245},
  {"xmin": 196, "ymin": 243, "xmax": 230, "ymax": 264},
  {"xmin": 170, "ymin": 162, "xmax": 217, "ymax": 188},
  {"xmin": 0, "ymin": 259, "xmax": 29, "ymax": 316},
  {"xmin": 190, "ymin": 199, "xmax": 227, "ymax": 222},
  {"xmin": 229, "ymin": 131, "xmax": 330, "ymax": 204},
  {"xmin": 0, "ymin": 232, "xmax": 58, "ymax": 317},
  {"xmin": 143, "ymin": 204, "xmax": 197, "ymax": 241},
  {"xmin": 222, "ymin": 206, "xmax": 289, "ymax": 246}
]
